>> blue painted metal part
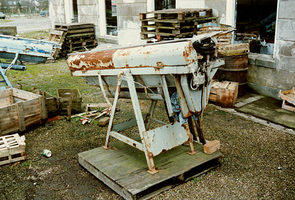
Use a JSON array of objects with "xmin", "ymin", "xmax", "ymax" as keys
[
  {"xmin": 0, "ymin": 34, "xmax": 60, "ymax": 63},
  {"xmin": 0, "ymin": 65, "xmax": 12, "ymax": 89}
]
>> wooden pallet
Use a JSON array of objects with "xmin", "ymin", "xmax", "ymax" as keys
[
  {"xmin": 54, "ymin": 23, "xmax": 98, "ymax": 56},
  {"xmin": 0, "ymin": 133, "xmax": 26, "ymax": 166},
  {"xmin": 79, "ymin": 140, "xmax": 222, "ymax": 200},
  {"xmin": 54, "ymin": 23, "xmax": 95, "ymax": 31},
  {"xmin": 278, "ymin": 88, "xmax": 295, "ymax": 112},
  {"xmin": 48, "ymin": 29, "xmax": 66, "ymax": 59},
  {"xmin": 140, "ymin": 8, "xmax": 216, "ymax": 40},
  {"xmin": 140, "ymin": 8, "xmax": 212, "ymax": 21}
]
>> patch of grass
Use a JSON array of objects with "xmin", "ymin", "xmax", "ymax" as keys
[
  {"xmin": 193, "ymin": 177, "xmax": 201, "ymax": 182},
  {"xmin": 6, "ymin": 59, "xmax": 100, "ymax": 107},
  {"xmin": 18, "ymin": 29, "xmax": 51, "ymax": 39},
  {"xmin": 0, "ymin": 19, "xmax": 14, "ymax": 23}
]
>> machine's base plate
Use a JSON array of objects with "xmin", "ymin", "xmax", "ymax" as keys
[{"xmin": 78, "ymin": 141, "xmax": 222, "ymax": 200}]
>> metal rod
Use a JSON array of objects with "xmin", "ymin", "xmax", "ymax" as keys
[
  {"xmin": 5, "ymin": 53, "xmax": 19, "ymax": 75},
  {"xmin": 103, "ymin": 71, "xmax": 124, "ymax": 149},
  {"xmin": 125, "ymin": 72, "xmax": 158, "ymax": 174},
  {"xmin": 145, "ymin": 100, "xmax": 157, "ymax": 130}
]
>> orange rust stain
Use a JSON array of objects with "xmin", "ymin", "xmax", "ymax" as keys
[
  {"xmin": 183, "ymin": 42, "xmax": 196, "ymax": 64},
  {"xmin": 68, "ymin": 49, "xmax": 117, "ymax": 71}
]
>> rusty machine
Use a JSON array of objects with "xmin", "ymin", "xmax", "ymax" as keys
[{"xmin": 67, "ymin": 33, "xmax": 224, "ymax": 175}]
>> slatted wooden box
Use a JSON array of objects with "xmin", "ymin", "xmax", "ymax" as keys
[
  {"xmin": 0, "ymin": 133, "xmax": 26, "ymax": 166},
  {"xmin": 209, "ymin": 80, "xmax": 239, "ymax": 108},
  {"xmin": 57, "ymin": 89, "xmax": 82, "ymax": 115},
  {"xmin": 0, "ymin": 88, "xmax": 47, "ymax": 136}
]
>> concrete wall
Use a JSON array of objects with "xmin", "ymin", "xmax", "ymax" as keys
[
  {"xmin": 117, "ymin": 0, "xmax": 147, "ymax": 46},
  {"xmin": 247, "ymin": 0, "xmax": 295, "ymax": 99},
  {"xmin": 204, "ymin": 0, "xmax": 226, "ymax": 24},
  {"xmin": 49, "ymin": 0, "xmax": 66, "ymax": 28},
  {"xmin": 77, "ymin": 0, "xmax": 100, "ymax": 40},
  {"xmin": 177, "ymin": 0, "xmax": 206, "ymax": 8}
]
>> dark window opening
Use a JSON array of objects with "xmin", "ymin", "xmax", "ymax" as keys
[
  {"xmin": 155, "ymin": 0, "xmax": 175, "ymax": 11},
  {"xmin": 73, "ymin": 0, "xmax": 78, "ymax": 22},
  {"xmin": 236, "ymin": 0, "xmax": 277, "ymax": 54},
  {"xmin": 106, "ymin": 0, "xmax": 117, "ymax": 36}
]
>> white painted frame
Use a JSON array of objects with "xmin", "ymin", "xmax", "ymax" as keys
[{"xmin": 65, "ymin": 0, "xmax": 74, "ymax": 24}]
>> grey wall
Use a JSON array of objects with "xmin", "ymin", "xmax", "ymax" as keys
[
  {"xmin": 247, "ymin": 0, "xmax": 295, "ymax": 99},
  {"xmin": 204, "ymin": 0, "xmax": 226, "ymax": 24},
  {"xmin": 77, "ymin": 0, "xmax": 100, "ymax": 39},
  {"xmin": 49, "ymin": 0, "xmax": 66, "ymax": 28},
  {"xmin": 117, "ymin": 0, "xmax": 147, "ymax": 46}
]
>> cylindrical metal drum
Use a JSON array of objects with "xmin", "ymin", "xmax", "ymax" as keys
[{"xmin": 216, "ymin": 54, "xmax": 248, "ymax": 96}]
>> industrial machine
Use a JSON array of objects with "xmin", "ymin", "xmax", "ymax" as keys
[{"xmin": 67, "ymin": 33, "xmax": 225, "ymax": 174}]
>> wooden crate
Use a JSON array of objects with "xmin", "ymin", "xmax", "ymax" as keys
[
  {"xmin": 278, "ymin": 88, "xmax": 295, "ymax": 112},
  {"xmin": 40, "ymin": 91, "xmax": 59, "ymax": 118},
  {"xmin": 218, "ymin": 43, "xmax": 249, "ymax": 56},
  {"xmin": 0, "ymin": 88, "xmax": 47, "ymax": 136},
  {"xmin": 0, "ymin": 133, "xmax": 26, "ymax": 166},
  {"xmin": 209, "ymin": 80, "xmax": 239, "ymax": 108},
  {"xmin": 57, "ymin": 89, "xmax": 82, "ymax": 115}
]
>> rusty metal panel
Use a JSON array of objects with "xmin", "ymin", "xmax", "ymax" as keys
[{"xmin": 67, "ymin": 40, "xmax": 198, "ymax": 72}]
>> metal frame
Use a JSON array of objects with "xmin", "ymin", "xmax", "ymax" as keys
[{"xmin": 100, "ymin": 70, "xmax": 198, "ymax": 174}]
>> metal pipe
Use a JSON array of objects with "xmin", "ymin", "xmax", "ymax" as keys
[{"xmin": 0, "ymin": 63, "xmax": 26, "ymax": 71}]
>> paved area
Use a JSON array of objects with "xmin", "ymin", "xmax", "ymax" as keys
[{"xmin": 2, "ymin": 16, "xmax": 51, "ymax": 33}]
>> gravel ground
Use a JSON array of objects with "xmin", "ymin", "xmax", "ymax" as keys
[
  {"xmin": 1, "ymin": 102, "xmax": 294, "ymax": 200},
  {"xmin": 152, "ymin": 106, "xmax": 295, "ymax": 200}
]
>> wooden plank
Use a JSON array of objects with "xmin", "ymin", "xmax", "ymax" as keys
[
  {"xmin": 17, "ymin": 102, "xmax": 26, "ymax": 132},
  {"xmin": 12, "ymin": 88, "xmax": 40, "ymax": 100},
  {"xmin": 39, "ymin": 96, "xmax": 48, "ymax": 122}
]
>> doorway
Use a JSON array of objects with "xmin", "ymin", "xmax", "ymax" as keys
[
  {"xmin": 73, "ymin": 0, "xmax": 78, "ymax": 22},
  {"xmin": 236, "ymin": 0, "xmax": 277, "ymax": 54},
  {"xmin": 155, "ymin": 0, "xmax": 175, "ymax": 11},
  {"xmin": 105, "ymin": 0, "xmax": 117, "ymax": 36}
]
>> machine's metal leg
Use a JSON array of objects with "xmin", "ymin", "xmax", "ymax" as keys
[
  {"xmin": 195, "ymin": 118, "xmax": 206, "ymax": 145},
  {"xmin": 102, "ymin": 73, "xmax": 123, "ymax": 150},
  {"xmin": 126, "ymin": 73, "xmax": 158, "ymax": 174},
  {"xmin": 188, "ymin": 116, "xmax": 199, "ymax": 142},
  {"xmin": 183, "ymin": 123, "xmax": 196, "ymax": 155},
  {"xmin": 145, "ymin": 100, "xmax": 157, "ymax": 130}
]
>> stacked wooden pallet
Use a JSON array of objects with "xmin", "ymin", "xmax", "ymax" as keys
[
  {"xmin": 140, "ymin": 8, "xmax": 216, "ymax": 40},
  {"xmin": 48, "ymin": 29, "xmax": 66, "ymax": 59},
  {"xmin": 0, "ymin": 133, "xmax": 26, "ymax": 166},
  {"xmin": 54, "ymin": 23, "xmax": 98, "ymax": 57}
]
